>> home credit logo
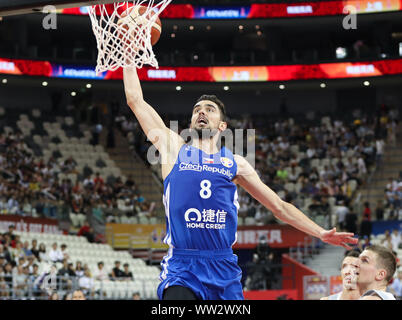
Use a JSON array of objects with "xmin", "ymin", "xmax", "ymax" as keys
[{"xmin": 233, "ymin": 225, "xmax": 312, "ymax": 248}]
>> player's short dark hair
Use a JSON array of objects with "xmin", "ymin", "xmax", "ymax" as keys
[
  {"xmin": 365, "ymin": 245, "xmax": 397, "ymax": 283},
  {"xmin": 345, "ymin": 249, "xmax": 361, "ymax": 258},
  {"xmin": 195, "ymin": 95, "xmax": 226, "ymax": 121}
]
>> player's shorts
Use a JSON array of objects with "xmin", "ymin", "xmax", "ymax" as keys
[{"xmin": 157, "ymin": 248, "xmax": 244, "ymax": 300}]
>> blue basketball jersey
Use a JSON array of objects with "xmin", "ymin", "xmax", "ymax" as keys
[{"xmin": 162, "ymin": 144, "xmax": 239, "ymax": 250}]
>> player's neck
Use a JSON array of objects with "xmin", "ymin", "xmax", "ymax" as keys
[
  {"xmin": 340, "ymin": 289, "xmax": 361, "ymax": 300},
  {"xmin": 359, "ymin": 282, "xmax": 387, "ymax": 294},
  {"xmin": 192, "ymin": 138, "xmax": 220, "ymax": 155}
]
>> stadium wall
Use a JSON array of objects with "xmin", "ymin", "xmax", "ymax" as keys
[{"xmin": 281, "ymin": 253, "xmax": 320, "ymax": 300}]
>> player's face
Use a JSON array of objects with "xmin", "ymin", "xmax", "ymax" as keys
[
  {"xmin": 341, "ymin": 257, "xmax": 360, "ymax": 290},
  {"xmin": 357, "ymin": 250, "xmax": 382, "ymax": 286},
  {"xmin": 190, "ymin": 100, "xmax": 225, "ymax": 134}
]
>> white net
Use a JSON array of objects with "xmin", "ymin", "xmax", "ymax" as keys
[{"xmin": 88, "ymin": 0, "xmax": 171, "ymax": 74}]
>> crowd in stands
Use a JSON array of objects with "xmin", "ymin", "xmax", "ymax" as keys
[
  {"xmin": 0, "ymin": 225, "xmax": 140, "ymax": 300},
  {"xmin": 114, "ymin": 102, "xmax": 399, "ymax": 230},
  {"xmin": 0, "ymin": 125, "xmax": 156, "ymax": 231},
  {"xmin": 384, "ymin": 176, "xmax": 402, "ymax": 220}
]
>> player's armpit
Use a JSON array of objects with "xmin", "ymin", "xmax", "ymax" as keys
[{"xmin": 233, "ymin": 154, "xmax": 255, "ymax": 178}]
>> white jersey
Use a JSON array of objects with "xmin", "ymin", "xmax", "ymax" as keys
[
  {"xmin": 360, "ymin": 289, "xmax": 396, "ymax": 300},
  {"xmin": 327, "ymin": 292, "xmax": 342, "ymax": 300}
]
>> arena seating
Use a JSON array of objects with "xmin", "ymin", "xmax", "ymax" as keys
[{"xmin": 14, "ymin": 230, "xmax": 160, "ymax": 299}]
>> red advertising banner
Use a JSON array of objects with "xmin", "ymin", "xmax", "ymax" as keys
[
  {"xmin": 303, "ymin": 275, "xmax": 329, "ymax": 300},
  {"xmin": 0, "ymin": 215, "xmax": 61, "ymax": 234},
  {"xmin": 233, "ymin": 225, "xmax": 312, "ymax": 249},
  {"xmin": 57, "ymin": 1, "xmax": 402, "ymax": 18},
  {"xmin": 243, "ymin": 289, "xmax": 298, "ymax": 300},
  {"xmin": 330, "ymin": 275, "xmax": 343, "ymax": 295},
  {"xmin": 249, "ymin": 0, "xmax": 401, "ymax": 18},
  {"xmin": 2, "ymin": 57, "xmax": 402, "ymax": 82}
]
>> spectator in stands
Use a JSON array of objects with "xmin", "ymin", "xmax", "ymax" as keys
[
  {"xmin": 132, "ymin": 292, "xmax": 141, "ymax": 300},
  {"xmin": 93, "ymin": 262, "xmax": 109, "ymax": 282},
  {"xmin": 361, "ymin": 236, "xmax": 371, "ymax": 251},
  {"xmin": 49, "ymin": 292, "xmax": 60, "ymax": 300},
  {"xmin": 335, "ymin": 200, "xmax": 349, "ymax": 231},
  {"xmin": 0, "ymin": 265, "xmax": 9, "ymax": 298},
  {"xmin": 75, "ymin": 261, "xmax": 84, "ymax": 278},
  {"xmin": 345, "ymin": 209, "xmax": 358, "ymax": 234},
  {"xmin": 67, "ymin": 263, "xmax": 76, "ymax": 276},
  {"xmin": 77, "ymin": 221, "xmax": 95, "ymax": 243},
  {"xmin": 359, "ymin": 215, "xmax": 372, "ymax": 239},
  {"xmin": 16, "ymin": 257, "xmax": 27, "ymax": 268},
  {"xmin": 375, "ymin": 200, "xmax": 384, "ymax": 221},
  {"xmin": 390, "ymin": 204, "xmax": 400, "ymax": 220},
  {"xmin": 62, "ymin": 292, "xmax": 72, "ymax": 300},
  {"xmin": 363, "ymin": 202, "xmax": 372, "ymax": 221},
  {"xmin": 58, "ymin": 259, "xmax": 74, "ymax": 278},
  {"xmin": 60, "ymin": 244, "xmax": 69, "ymax": 261},
  {"xmin": 7, "ymin": 194, "xmax": 19, "ymax": 214},
  {"xmin": 26, "ymin": 256, "xmax": 35, "ymax": 274},
  {"xmin": 78, "ymin": 269, "xmax": 94, "ymax": 297},
  {"xmin": 381, "ymin": 230, "xmax": 394, "ymax": 251},
  {"xmin": 93, "ymin": 172, "xmax": 104, "ymax": 188},
  {"xmin": 3, "ymin": 263, "xmax": 12, "ymax": 295},
  {"xmin": 38, "ymin": 243, "xmax": 47, "ymax": 262},
  {"xmin": 4, "ymin": 225, "xmax": 16, "ymax": 242},
  {"xmin": 13, "ymin": 265, "xmax": 28, "ymax": 298},
  {"xmin": 10, "ymin": 241, "xmax": 25, "ymax": 261},
  {"xmin": 30, "ymin": 239, "xmax": 39, "ymax": 261},
  {"xmin": 11, "ymin": 235, "xmax": 21, "ymax": 248},
  {"xmin": 375, "ymin": 138, "xmax": 385, "ymax": 168},
  {"xmin": 391, "ymin": 229, "xmax": 401, "ymax": 252},
  {"xmin": 48, "ymin": 243, "xmax": 63, "ymax": 263},
  {"xmin": 92, "ymin": 200, "xmax": 104, "ymax": 224},
  {"xmin": 72, "ymin": 289, "xmax": 86, "ymax": 300},
  {"xmin": 122, "ymin": 263, "xmax": 133, "ymax": 281},
  {"xmin": 389, "ymin": 268, "xmax": 402, "ymax": 299},
  {"xmin": 22, "ymin": 241, "xmax": 32, "ymax": 258},
  {"xmin": 111, "ymin": 261, "xmax": 124, "ymax": 280},
  {"xmin": 0, "ymin": 244, "xmax": 11, "ymax": 264},
  {"xmin": 29, "ymin": 264, "xmax": 41, "ymax": 297}
]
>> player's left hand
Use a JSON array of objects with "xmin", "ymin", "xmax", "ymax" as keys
[{"xmin": 319, "ymin": 228, "xmax": 358, "ymax": 250}]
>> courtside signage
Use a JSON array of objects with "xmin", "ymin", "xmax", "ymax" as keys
[{"xmin": 2, "ymin": 57, "xmax": 402, "ymax": 82}]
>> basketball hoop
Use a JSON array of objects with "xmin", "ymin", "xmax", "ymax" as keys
[{"xmin": 88, "ymin": 0, "xmax": 171, "ymax": 74}]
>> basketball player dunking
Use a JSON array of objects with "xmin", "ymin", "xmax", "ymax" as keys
[{"xmin": 123, "ymin": 67, "xmax": 358, "ymax": 300}]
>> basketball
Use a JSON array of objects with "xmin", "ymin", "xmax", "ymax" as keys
[{"xmin": 117, "ymin": 6, "xmax": 162, "ymax": 46}]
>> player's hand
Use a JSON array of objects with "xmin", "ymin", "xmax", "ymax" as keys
[{"xmin": 319, "ymin": 228, "xmax": 358, "ymax": 250}]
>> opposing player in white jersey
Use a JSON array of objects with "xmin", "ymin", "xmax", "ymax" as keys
[
  {"xmin": 357, "ymin": 245, "xmax": 397, "ymax": 300},
  {"xmin": 123, "ymin": 67, "xmax": 358, "ymax": 300},
  {"xmin": 321, "ymin": 250, "xmax": 361, "ymax": 300}
]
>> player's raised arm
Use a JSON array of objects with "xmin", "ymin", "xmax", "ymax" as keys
[
  {"xmin": 123, "ymin": 67, "xmax": 184, "ymax": 153},
  {"xmin": 233, "ymin": 154, "xmax": 358, "ymax": 249}
]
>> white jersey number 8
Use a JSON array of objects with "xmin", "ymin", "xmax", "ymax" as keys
[{"xmin": 200, "ymin": 179, "xmax": 212, "ymax": 199}]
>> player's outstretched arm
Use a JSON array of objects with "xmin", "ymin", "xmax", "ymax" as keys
[
  {"xmin": 233, "ymin": 155, "xmax": 358, "ymax": 250},
  {"xmin": 123, "ymin": 67, "xmax": 184, "ymax": 153}
]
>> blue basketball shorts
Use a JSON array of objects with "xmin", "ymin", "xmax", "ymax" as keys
[{"xmin": 157, "ymin": 248, "xmax": 244, "ymax": 300}]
